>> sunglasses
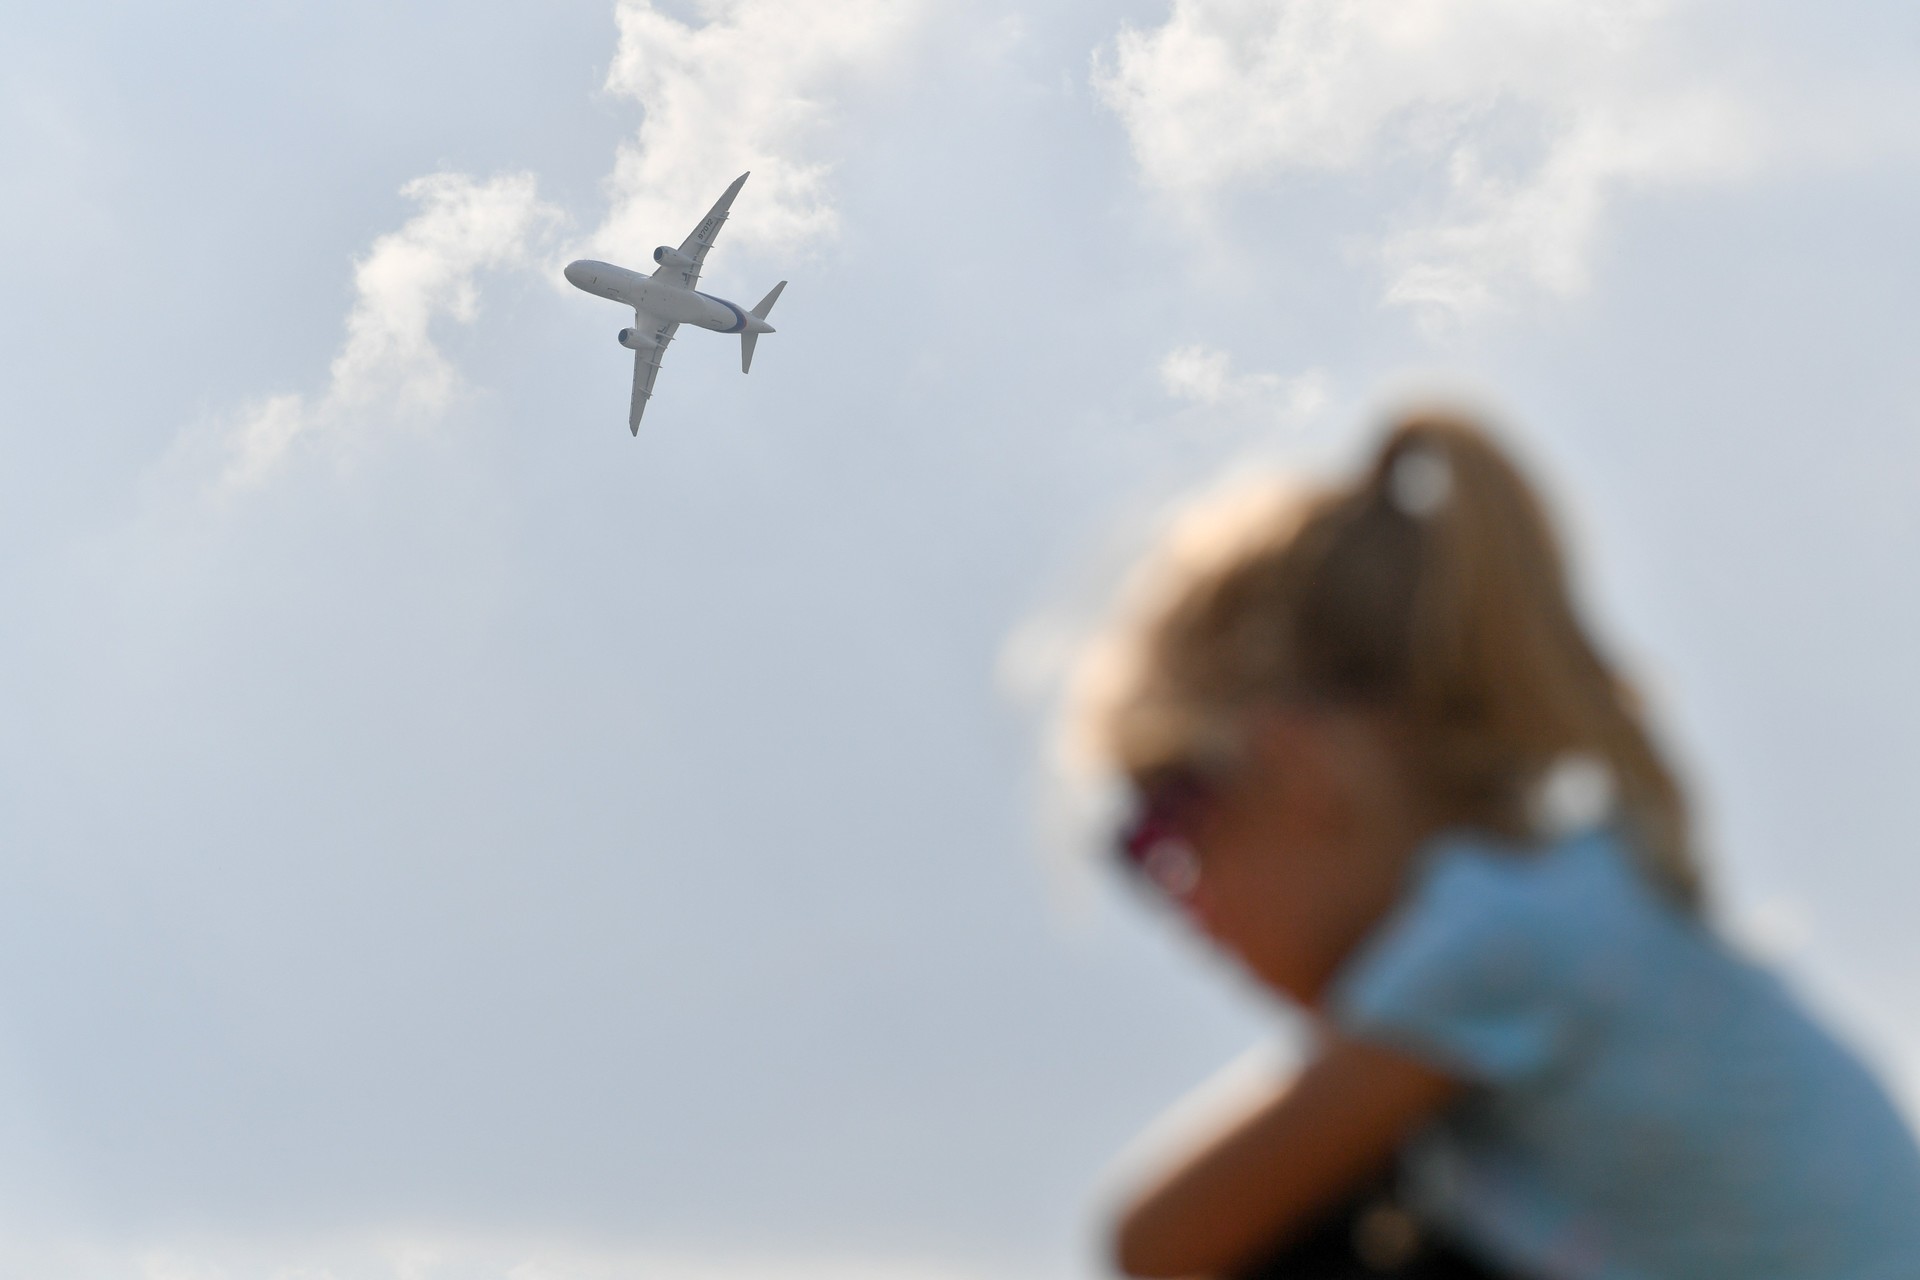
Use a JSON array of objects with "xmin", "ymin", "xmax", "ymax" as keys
[{"xmin": 1114, "ymin": 770, "xmax": 1212, "ymax": 900}]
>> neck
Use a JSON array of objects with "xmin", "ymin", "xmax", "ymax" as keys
[{"xmin": 1305, "ymin": 712, "xmax": 1443, "ymax": 1001}]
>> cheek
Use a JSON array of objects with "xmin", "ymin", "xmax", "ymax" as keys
[
  {"xmin": 1228, "ymin": 856, "xmax": 1315, "ymax": 938},
  {"xmin": 1186, "ymin": 836, "xmax": 1290, "ymax": 941},
  {"xmin": 1189, "ymin": 835, "xmax": 1340, "ymax": 999}
]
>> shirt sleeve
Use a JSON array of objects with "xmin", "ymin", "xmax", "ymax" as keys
[{"xmin": 1328, "ymin": 841, "xmax": 1592, "ymax": 1086}]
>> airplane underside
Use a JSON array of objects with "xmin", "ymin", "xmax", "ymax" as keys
[{"xmin": 562, "ymin": 173, "xmax": 787, "ymax": 434}]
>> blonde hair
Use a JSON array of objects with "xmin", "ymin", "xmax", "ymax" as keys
[{"xmin": 1075, "ymin": 411, "xmax": 1703, "ymax": 911}]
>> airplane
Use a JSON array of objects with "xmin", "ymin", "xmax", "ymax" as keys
[{"xmin": 563, "ymin": 172, "xmax": 786, "ymax": 434}]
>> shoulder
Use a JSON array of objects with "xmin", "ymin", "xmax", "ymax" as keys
[
  {"xmin": 1328, "ymin": 827, "xmax": 1645, "ymax": 1084},
  {"xmin": 1419, "ymin": 826, "xmax": 1644, "ymax": 955}
]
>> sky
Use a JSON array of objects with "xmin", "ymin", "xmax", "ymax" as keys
[{"xmin": 3, "ymin": 1, "xmax": 1920, "ymax": 1276}]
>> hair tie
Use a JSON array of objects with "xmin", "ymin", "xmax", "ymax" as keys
[
  {"xmin": 1387, "ymin": 446, "xmax": 1452, "ymax": 518},
  {"xmin": 1529, "ymin": 753, "xmax": 1616, "ymax": 839}
]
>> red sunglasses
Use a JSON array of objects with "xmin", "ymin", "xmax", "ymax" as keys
[{"xmin": 1114, "ymin": 771, "xmax": 1212, "ymax": 900}]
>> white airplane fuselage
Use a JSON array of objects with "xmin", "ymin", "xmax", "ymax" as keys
[
  {"xmin": 563, "ymin": 260, "xmax": 768, "ymax": 338},
  {"xmin": 563, "ymin": 171, "xmax": 786, "ymax": 432}
]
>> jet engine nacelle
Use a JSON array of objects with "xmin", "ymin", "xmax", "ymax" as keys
[
  {"xmin": 617, "ymin": 327, "xmax": 655, "ymax": 350},
  {"xmin": 652, "ymin": 246, "xmax": 694, "ymax": 269}
]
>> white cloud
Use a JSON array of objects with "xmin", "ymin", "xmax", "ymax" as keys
[
  {"xmin": 1159, "ymin": 343, "xmax": 1329, "ymax": 417},
  {"xmin": 0, "ymin": 1234, "xmax": 1016, "ymax": 1280},
  {"xmin": 214, "ymin": 0, "xmax": 931, "ymax": 491},
  {"xmin": 1094, "ymin": 0, "xmax": 1759, "ymax": 319},
  {"xmin": 223, "ymin": 171, "xmax": 561, "ymax": 488},
  {"xmin": 589, "ymin": 0, "xmax": 925, "ymax": 259},
  {"xmin": 1157, "ymin": 344, "xmax": 1235, "ymax": 404}
]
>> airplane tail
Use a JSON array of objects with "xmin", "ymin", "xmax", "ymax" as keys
[{"xmin": 741, "ymin": 280, "xmax": 787, "ymax": 374}]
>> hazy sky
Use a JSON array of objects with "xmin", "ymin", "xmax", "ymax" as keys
[{"xmin": 4, "ymin": 2, "xmax": 1920, "ymax": 1277}]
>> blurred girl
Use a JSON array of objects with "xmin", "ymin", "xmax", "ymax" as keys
[{"xmin": 1074, "ymin": 413, "xmax": 1920, "ymax": 1279}]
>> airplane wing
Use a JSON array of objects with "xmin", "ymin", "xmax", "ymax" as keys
[
  {"xmin": 650, "ymin": 172, "xmax": 749, "ymax": 292},
  {"xmin": 628, "ymin": 311, "xmax": 680, "ymax": 434}
]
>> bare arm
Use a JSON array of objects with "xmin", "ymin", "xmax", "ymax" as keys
[{"xmin": 1110, "ymin": 1034, "xmax": 1463, "ymax": 1279}]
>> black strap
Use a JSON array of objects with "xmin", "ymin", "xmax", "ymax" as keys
[{"xmin": 1232, "ymin": 1180, "xmax": 1512, "ymax": 1280}]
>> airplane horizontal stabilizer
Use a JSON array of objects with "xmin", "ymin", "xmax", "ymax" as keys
[{"xmin": 751, "ymin": 280, "xmax": 786, "ymax": 320}]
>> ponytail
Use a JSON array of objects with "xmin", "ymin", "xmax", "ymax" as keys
[
  {"xmin": 1078, "ymin": 411, "xmax": 1702, "ymax": 911},
  {"xmin": 1370, "ymin": 417, "xmax": 1698, "ymax": 908}
]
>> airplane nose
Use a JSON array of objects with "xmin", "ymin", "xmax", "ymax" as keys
[{"xmin": 563, "ymin": 260, "xmax": 589, "ymax": 287}]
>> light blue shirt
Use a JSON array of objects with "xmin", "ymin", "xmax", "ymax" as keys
[{"xmin": 1330, "ymin": 827, "xmax": 1920, "ymax": 1280}]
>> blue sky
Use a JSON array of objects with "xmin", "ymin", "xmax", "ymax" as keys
[{"xmin": 3, "ymin": 1, "xmax": 1920, "ymax": 1276}]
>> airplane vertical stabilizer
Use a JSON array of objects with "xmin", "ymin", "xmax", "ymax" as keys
[{"xmin": 741, "ymin": 280, "xmax": 787, "ymax": 374}]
